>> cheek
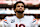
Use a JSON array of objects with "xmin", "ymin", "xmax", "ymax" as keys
[
  {"xmin": 22, "ymin": 8, "xmax": 24, "ymax": 10},
  {"xmin": 16, "ymin": 8, "xmax": 19, "ymax": 11},
  {"xmin": 16, "ymin": 8, "xmax": 20, "ymax": 10}
]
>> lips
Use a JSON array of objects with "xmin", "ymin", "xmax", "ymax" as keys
[{"xmin": 19, "ymin": 9, "xmax": 22, "ymax": 11}]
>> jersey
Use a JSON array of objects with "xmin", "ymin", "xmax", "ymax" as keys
[
  {"xmin": 0, "ymin": 20, "xmax": 5, "ymax": 27},
  {"xmin": 4, "ymin": 15, "xmax": 38, "ymax": 27}
]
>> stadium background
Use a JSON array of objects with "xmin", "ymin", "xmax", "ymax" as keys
[{"xmin": 0, "ymin": 0, "xmax": 40, "ymax": 22}]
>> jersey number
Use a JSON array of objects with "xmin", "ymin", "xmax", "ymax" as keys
[{"xmin": 16, "ymin": 24, "xmax": 25, "ymax": 27}]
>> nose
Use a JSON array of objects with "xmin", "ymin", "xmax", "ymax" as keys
[
  {"xmin": 20, "ymin": 6, "xmax": 22, "ymax": 9},
  {"xmin": 20, "ymin": 8, "xmax": 22, "ymax": 9}
]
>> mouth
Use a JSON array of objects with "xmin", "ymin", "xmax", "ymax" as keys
[
  {"xmin": 16, "ymin": 9, "xmax": 24, "ymax": 13},
  {"xmin": 17, "ymin": 11, "xmax": 24, "ymax": 13},
  {"xmin": 19, "ymin": 9, "xmax": 22, "ymax": 11}
]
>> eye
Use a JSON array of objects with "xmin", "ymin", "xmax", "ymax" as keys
[
  {"xmin": 17, "ymin": 6, "xmax": 20, "ymax": 7},
  {"xmin": 21, "ymin": 6, "xmax": 24, "ymax": 7}
]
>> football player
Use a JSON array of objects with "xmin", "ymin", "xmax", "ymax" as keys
[{"xmin": 4, "ymin": 1, "xmax": 38, "ymax": 27}]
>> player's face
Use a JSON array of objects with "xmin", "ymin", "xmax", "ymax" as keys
[{"xmin": 15, "ymin": 3, "xmax": 24, "ymax": 13}]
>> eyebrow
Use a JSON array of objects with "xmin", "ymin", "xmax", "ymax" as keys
[{"xmin": 17, "ymin": 5, "xmax": 24, "ymax": 6}]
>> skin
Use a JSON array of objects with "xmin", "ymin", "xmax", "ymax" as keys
[
  {"xmin": 14, "ymin": 3, "xmax": 25, "ymax": 19},
  {"xmin": 0, "ymin": 19, "xmax": 2, "ymax": 22}
]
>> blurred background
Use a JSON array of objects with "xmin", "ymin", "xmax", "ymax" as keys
[{"xmin": 0, "ymin": 0, "xmax": 40, "ymax": 20}]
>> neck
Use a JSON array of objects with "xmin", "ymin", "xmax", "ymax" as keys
[{"xmin": 16, "ymin": 12, "xmax": 24, "ymax": 19}]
